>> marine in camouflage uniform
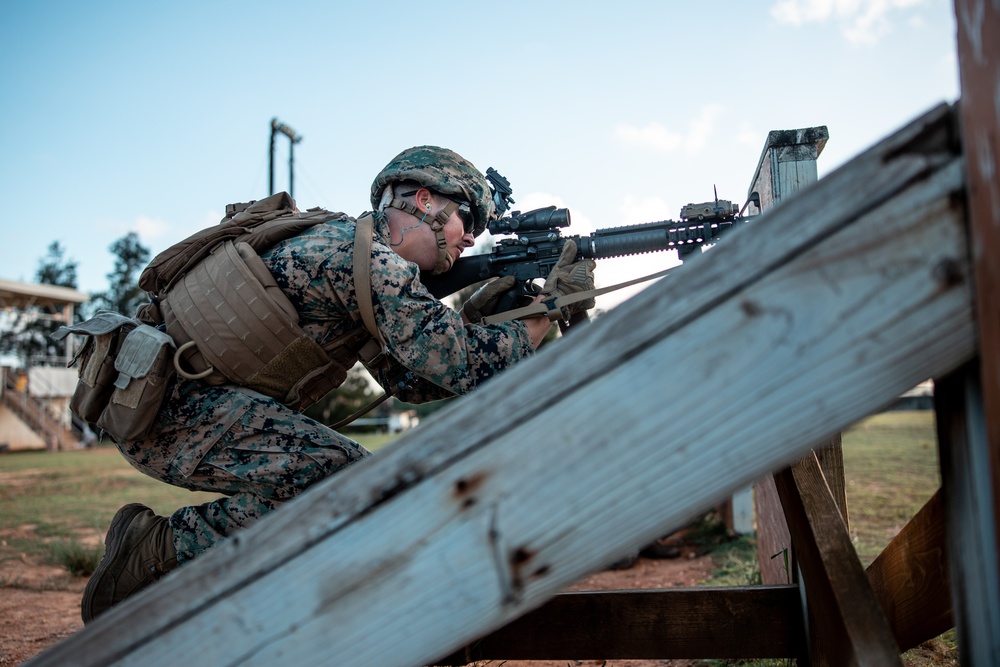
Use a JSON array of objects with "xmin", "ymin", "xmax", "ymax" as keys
[
  {"xmin": 81, "ymin": 146, "xmax": 594, "ymax": 623},
  {"xmin": 119, "ymin": 211, "xmax": 534, "ymax": 562}
]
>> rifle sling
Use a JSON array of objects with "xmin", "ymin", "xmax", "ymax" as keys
[{"xmin": 481, "ymin": 267, "xmax": 674, "ymax": 325}]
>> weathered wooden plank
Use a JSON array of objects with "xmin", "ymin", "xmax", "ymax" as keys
[
  {"xmin": 26, "ymin": 104, "xmax": 974, "ymax": 667},
  {"xmin": 954, "ymin": 0, "xmax": 1000, "ymax": 621},
  {"xmin": 865, "ymin": 489, "xmax": 953, "ymax": 652},
  {"xmin": 774, "ymin": 454, "xmax": 902, "ymax": 666},
  {"xmin": 436, "ymin": 586, "xmax": 805, "ymax": 663},
  {"xmin": 935, "ymin": 363, "xmax": 1000, "ymax": 664}
]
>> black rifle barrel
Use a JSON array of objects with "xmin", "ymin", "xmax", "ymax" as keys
[
  {"xmin": 422, "ymin": 216, "xmax": 753, "ymax": 299},
  {"xmin": 576, "ymin": 219, "xmax": 731, "ymax": 259}
]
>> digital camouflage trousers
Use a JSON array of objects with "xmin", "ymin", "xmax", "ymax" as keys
[{"xmin": 116, "ymin": 379, "xmax": 371, "ymax": 563}]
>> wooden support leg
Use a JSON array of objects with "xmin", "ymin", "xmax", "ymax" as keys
[
  {"xmin": 774, "ymin": 453, "xmax": 902, "ymax": 666},
  {"xmin": 756, "ymin": 437, "xmax": 848, "ymax": 588},
  {"xmin": 935, "ymin": 362, "xmax": 1000, "ymax": 665},
  {"xmin": 865, "ymin": 489, "xmax": 953, "ymax": 651}
]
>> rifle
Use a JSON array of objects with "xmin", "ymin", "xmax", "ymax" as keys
[{"xmin": 422, "ymin": 170, "xmax": 759, "ymax": 307}]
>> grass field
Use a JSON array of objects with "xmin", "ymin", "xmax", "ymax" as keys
[
  {"xmin": 841, "ymin": 410, "xmax": 941, "ymax": 566},
  {"xmin": 0, "ymin": 432, "xmax": 396, "ymax": 566}
]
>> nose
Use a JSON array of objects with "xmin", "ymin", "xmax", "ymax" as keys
[{"xmin": 461, "ymin": 233, "xmax": 475, "ymax": 247}]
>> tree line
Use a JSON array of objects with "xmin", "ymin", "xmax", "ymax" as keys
[{"xmin": 0, "ymin": 233, "xmax": 386, "ymax": 427}]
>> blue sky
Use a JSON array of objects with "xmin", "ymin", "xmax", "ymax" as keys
[{"xmin": 0, "ymin": 1, "xmax": 960, "ymax": 310}]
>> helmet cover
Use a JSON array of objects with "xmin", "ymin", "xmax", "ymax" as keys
[{"xmin": 370, "ymin": 145, "xmax": 496, "ymax": 236}]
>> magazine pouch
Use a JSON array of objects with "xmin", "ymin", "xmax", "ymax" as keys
[
  {"xmin": 53, "ymin": 312, "xmax": 137, "ymax": 426},
  {"xmin": 96, "ymin": 324, "xmax": 176, "ymax": 441}
]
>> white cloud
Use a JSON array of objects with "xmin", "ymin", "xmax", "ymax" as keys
[
  {"xmin": 770, "ymin": 0, "xmax": 927, "ymax": 44},
  {"xmin": 614, "ymin": 104, "xmax": 726, "ymax": 156},
  {"xmin": 179, "ymin": 210, "xmax": 223, "ymax": 238},
  {"xmin": 619, "ymin": 194, "xmax": 673, "ymax": 225},
  {"xmin": 736, "ymin": 121, "xmax": 762, "ymax": 148},
  {"xmin": 613, "ymin": 122, "xmax": 682, "ymax": 152},
  {"xmin": 686, "ymin": 104, "xmax": 724, "ymax": 154},
  {"xmin": 132, "ymin": 215, "xmax": 173, "ymax": 239},
  {"xmin": 93, "ymin": 210, "xmax": 222, "ymax": 261},
  {"xmin": 94, "ymin": 215, "xmax": 169, "ymax": 241}
]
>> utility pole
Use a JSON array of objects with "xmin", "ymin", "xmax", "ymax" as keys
[{"xmin": 269, "ymin": 118, "xmax": 302, "ymax": 197}]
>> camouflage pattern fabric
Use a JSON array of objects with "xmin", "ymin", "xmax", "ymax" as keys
[{"xmin": 119, "ymin": 213, "xmax": 533, "ymax": 562}]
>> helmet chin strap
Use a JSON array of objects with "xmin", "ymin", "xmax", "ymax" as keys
[{"xmin": 387, "ymin": 198, "xmax": 459, "ymax": 275}]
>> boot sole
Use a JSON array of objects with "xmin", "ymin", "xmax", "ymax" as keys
[{"xmin": 81, "ymin": 503, "xmax": 149, "ymax": 624}]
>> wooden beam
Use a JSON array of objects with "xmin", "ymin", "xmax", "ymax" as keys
[
  {"xmin": 865, "ymin": 489, "xmax": 953, "ymax": 652},
  {"xmin": 935, "ymin": 363, "xmax": 1000, "ymax": 664},
  {"xmin": 944, "ymin": 4, "xmax": 1000, "ymax": 661},
  {"xmin": 774, "ymin": 454, "xmax": 902, "ymax": 666},
  {"xmin": 954, "ymin": 0, "xmax": 1000, "ymax": 600},
  {"xmin": 26, "ymin": 104, "xmax": 974, "ymax": 667},
  {"xmin": 436, "ymin": 586, "xmax": 804, "ymax": 663}
]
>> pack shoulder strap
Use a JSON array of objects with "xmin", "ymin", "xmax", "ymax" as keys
[
  {"xmin": 335, "ymin": 212, "xmax": 397, "ymax": 429},
  {"xmin": 352, "ymin": 213, "xmax": 385, "ymax": 351}
]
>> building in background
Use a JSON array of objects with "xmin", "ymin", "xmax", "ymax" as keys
[{"xmin": 0, "ymin": 278, "xmax": 89, "ymax": 451}]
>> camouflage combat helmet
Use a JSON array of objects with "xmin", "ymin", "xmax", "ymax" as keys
[{"xmin": 370, "ymin": 145, "xmax": 496, "ymax": 237}]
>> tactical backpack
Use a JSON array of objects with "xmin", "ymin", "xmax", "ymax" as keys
[
  {"xmin": 140, "ymin": 192, "xmax": 378, "ymax": 409},
  {"xmin": 57, "ymin": 192, "xmax": 382, "ymax": 441}
]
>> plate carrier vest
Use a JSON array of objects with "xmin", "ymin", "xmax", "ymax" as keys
[{"xmin": 137, "ymin": 192, "xmax": 380, "ymax": 412}]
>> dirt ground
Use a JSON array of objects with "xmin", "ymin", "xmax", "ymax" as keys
[
  {"xmin": 0, "ymin": 556, "xmax": 88, "ymax": 666},
  {"xmin": 0, "ymin": 531, "xmax": 716, "ymax": 667}
]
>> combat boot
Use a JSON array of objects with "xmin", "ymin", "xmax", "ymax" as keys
[{"xmin": 82, "ymin": 503, "xmax": 178, "ymax": 624}]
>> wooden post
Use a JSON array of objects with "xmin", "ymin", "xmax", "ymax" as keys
[
  {"xmin": 943, "ymin": 2, "xmax": 1000, "ymax": 662},
  {"xmin": 745, "ymin": 125, "xmax": 849, "ymax": 588},
  {"xmin": 25, "ymin": 104, "xmax": 975, "ymax": 667},
  {"xmin": 745, "ymin": 126, "xmax": 829, "ymax": 216},
  {"xmin": 935, "ymin": 364, "xmax": 1000, "ymax": 663}
]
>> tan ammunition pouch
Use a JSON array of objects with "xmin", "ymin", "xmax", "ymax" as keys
[{"xmin": 54, "ymin": 313, "xmax": 176, "ymax": 442}]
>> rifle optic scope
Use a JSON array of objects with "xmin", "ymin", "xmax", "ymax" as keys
[{"xmin": 488, "ymin": 206, "xmax": 571, "ymax": 236}]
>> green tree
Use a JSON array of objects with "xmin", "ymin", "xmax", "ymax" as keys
[
  {"xmin": 90, "ymin": 232, "xmax": 150, "ymax": 316},
  {"xmin": 0, "ymin": 241, "xmax": 80, "ymax": 365},
  {"xmin": 37, "ymin": 240, "xmax": 78, "ymax": 288}
]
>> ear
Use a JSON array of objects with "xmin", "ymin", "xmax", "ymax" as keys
[{"xmin": 414, "ymin": 187, "xmax": 434, "ymax": 211}]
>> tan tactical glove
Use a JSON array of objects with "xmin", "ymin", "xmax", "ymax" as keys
[
  {"xmin": 461, "ymin": 275, "xmax": 518, "ymax": 324},
  {"xmin": 541, "ymin": 240, "xmax": 597, "ymax": 320}
]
